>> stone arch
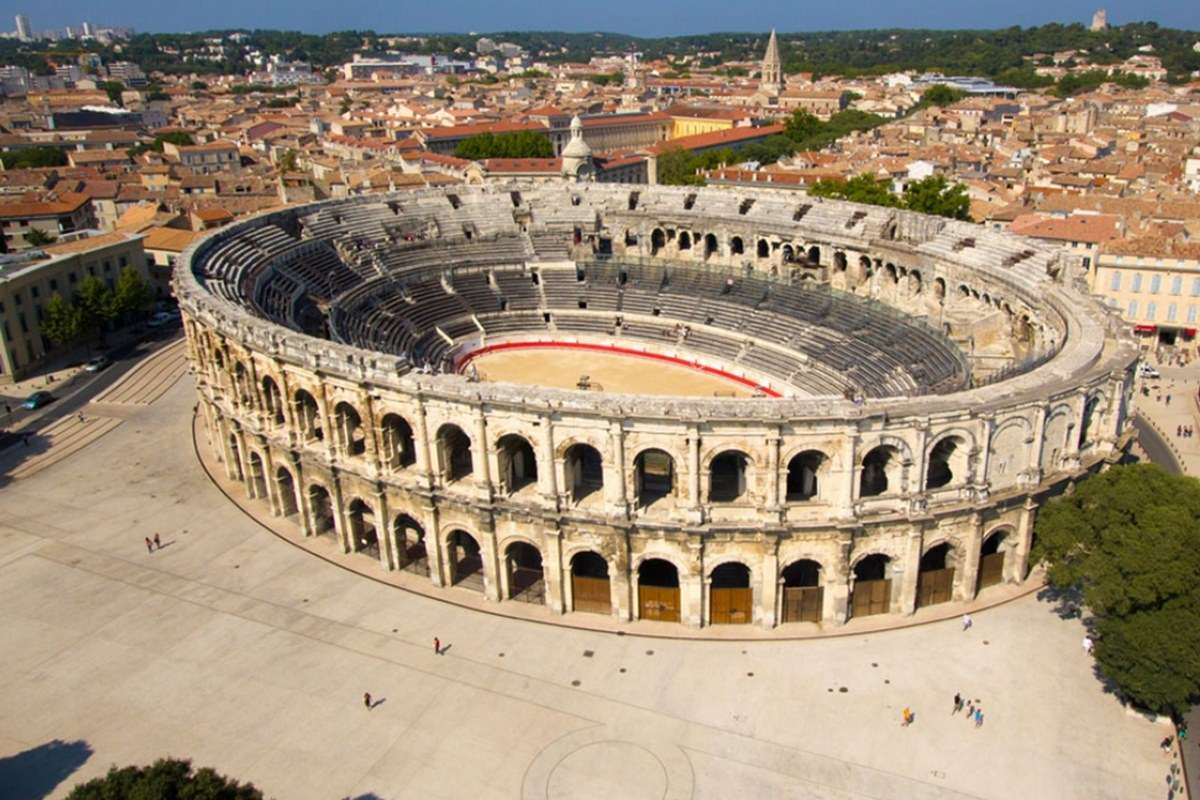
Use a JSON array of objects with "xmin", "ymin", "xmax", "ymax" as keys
[
  {"xmin": 293, "ymin": 389, "xmax": 322, "ymax": 441},
  {"xmin": 380, "ymin": 413, "xmax": 416, "ymax": 470},
  {"xmin": 496, "ymin": 433, "xmax": 538, "ymax": 494},
  {"xmin": 446, "ymin": 528, "xmax": 483, "ymax": 588},
  {"xmin": 756, "ymin": 238, "xmax": 770, "ymax": 259},
  {"xmin": 1039, "ymin": 405, "xmax": 1073, "ymax": 474},
  {"xmin": 703, "ymin": 232, "xmax": 719, "ymax": 260},
  {"xmin": 227, "ymin": 433, "xmax": 244, "ymax": 481},
  {"xmin": 933, "ymin": 277, "xmax": 946, "ymax": 303},
  {"xmin": 563, "ymin": 442, "xmax": 603, "ymax": 505},
  {"xmin": 987, "ymin": 418, "xmax": 1032, "ymax": 490},
  {"xmin": 707, "ymin": 449, "xmax": 751, "ymax": 503},
  {"xmin": 436, "ymin": 423, "xmax": 473, "ymax": 482},
  {"xmin": 569, "ymin": 550, "xmax": 611, "ymax": 614},
  {"xmin": 781, "ymin": 244, "xmax": 795, "ymax": 262},
  {"xmin": 275, "ymin": 465, "xmax": 298, "ymax": 516},
  {"xmin": 850, "ymin": 553, "xmax": 893, "ymax": 618},
  {"xmin": 233, "ymin": 361, "xmax": 252, "ymax": 405},
  {"xmin": 346, "ymin": 497, "xmax": 378, "ymax": 557},
  {"xmin": 785, "ymin": 449, "xmax": 827, "ymax": 502},
  {"xmin": 729, "ymin": 235, "xmax": 744, "ymax": 256},
  {"xmin": 907, "ymin": 269, "xmax": 922, "ymax": 295},
  {"xmin": 307, "ymin": 483, "xmax": 335, "ymax": 536},
  {"xmin": 807, "ymin": 245, "xmax": 820, "ymax": 265},
  {"xmin": 333, "ymin": 401, "xmax": 366, "ymax": 457},
  {"xmin": 978, "ymin": 526, "xmax": 1014, "ymax": 591},
  {"xmin": 834, "ymin": 251, "xmax": 848, "ymax": 271},
  {"xmin": 860, "ymin": 443, "xmax": 905, "ymax": 498},
  {"xmin": 392, "ymin": 513, "xmax": 427, "ymax": 572},
  {"xmin": 261, "ymin": 375, "xmax": 285, "ymax": 426},
  {"xmin": 504, "ymin": 540, "xmax": 544, "ymax": 602},
  {"xmin": 1078, "ymin": 393, "xmax": 1104, "ymax": 449},
  {"xmin": 780, "ymin": 557, "xmax": 824, "ymax": 623},
  {"xmin": 246, "ymin": 450, "xmax": 267, "ymax": 498},
  {"xmin": 925, "ymin": 433, "xmax": 970, "ymax": 490},
  {"xmin": 650, "ymin": 228, "xmax": 666, "ymax": 255},
  {"xmin": 636, "ymin": 556, "xmax": 681, "ymax": 623},
  {"xmin": 633, "ymin": 447, "xmax": 676, "ymax": 509},
  {"xmin": 709, "ymin": 561, "xmax": 752, "ymax": 625},
  {"xmin": 916, "ymin": 541, "xmax": 956, "ymax": 608},
  {"xmin": 678, "ymin": 231, "xmax": 692, "ymax": 251}
]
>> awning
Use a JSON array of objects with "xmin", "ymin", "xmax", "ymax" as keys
[{"xmin": 1134, "ymin": 324, "xmax": 1157, "ymax": 333}]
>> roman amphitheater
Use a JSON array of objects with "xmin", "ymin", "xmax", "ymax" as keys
[{"xmin": 177, "ymin": 181, "xmax": 1138, "ymax": 633}]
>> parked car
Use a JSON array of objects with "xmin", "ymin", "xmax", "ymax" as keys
[
  {"xmin": 147, "ymin": 312, "xmax": 176, "ymax": 328},
  {"xmin": 1137, "ymin": 362, "xmax": 1161, "ymax": 379},
  {"xmin": 84, "ymin": 355, "xmax": 111, "ymax": 373},
  {"xmin": 22, "ymin": 390, "xmax": 53, "ymax": 410}
]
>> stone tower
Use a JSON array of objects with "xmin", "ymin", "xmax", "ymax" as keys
[
  {"xmin": 560, "ymin": 115, "xmax": 595, "ymax": 182},
  {"xmin": 760, "ymin": 29, "xmax": 783, "ymax": 95},
  {"xmin": 1090, "ymin": 9, "xmax": 1109, "ymax": 31}
]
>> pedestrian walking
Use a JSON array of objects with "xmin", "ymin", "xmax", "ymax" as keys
[
  {"xmin": 953, "ymin": 692, "xmax": 962, "ymax": 714},
  {"xmin": 901, "ymin": 707, "xmax": 914, "ymax": 726},
  {"xmin": 22, "ymin": 433, "xmax": 29, "ymax": 447},
  {"xmin": 363, "ymin": 692, "xmax": 371, "ymax": 710},
  {"xmin": 77, "ymin": 412, "xmax": 84, "ymax": 424},
  {"xmin": 145, "ymin": 537, "xmax": 153, "ymax": 554},
  {"xmin": 962, "ymin": 613, "xmax": 972, "ymax": 631},
  {"xmin": 4, "ymin": 403, "xmax": 10, "ymax": 415},
  {"xmin": 434, "ymin": 636, "xmax": 440, "ymax": 655},
  {"xmin": 1082, "ymin": 635, "xmax": 1093, "ymax": 655},
  {"xmin": 153, "ymin": 533, "xmax": 161, "ymax": 550},
  {"xmin": 974, "ymin": 708, "xmax": 983, "ymax": 728},
  {"xmin": 965, "ymin": 701, "xmax": 974, "ymax": 719},
  {"xmin": 1162, "ymin": 736, "xmax": 1174, "ymax": 754}
]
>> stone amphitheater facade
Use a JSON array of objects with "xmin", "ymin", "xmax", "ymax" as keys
[{"xmin": 177, "ymin": 181, "xmax": 1138, "ymax": 631}]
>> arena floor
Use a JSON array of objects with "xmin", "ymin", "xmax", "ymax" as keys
[
  {"xmin": 0, "ymin": 351, "xmax": 1173, "ymax": 800},
  {"xmin": 463, "ymin": 344, "xmax": 758, "ymax": 397}
]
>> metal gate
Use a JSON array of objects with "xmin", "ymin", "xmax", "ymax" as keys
[
  {"xmin": 916, "ymin": 567, "xmax": 955, "ymax": 608},
  {"xmin": 572, "ymin": 575, "xmax": 611, "ymax": 614},
  {"xmin": 978, "ymin": 552, "xmax": 1005, "ymax": 589},
  {"xmin": 710, "ymin": 587, "xmax": 752, "ymax": 624},
  {"xmin": 851, "ymin": 578, "xmax": 891, "ymax": 618},
  {"xmin": 782, "ymin": 586, "xmax": 824, "ymax": 623},
  {"xmin": 638, "ymin": 584, "xmax": 680, "ymax": 622}
]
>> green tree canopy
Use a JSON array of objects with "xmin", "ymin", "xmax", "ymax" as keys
[
  {"xmin": 809, "ymin": 174, "xmax": 902, "ymax": 207},
  {"xmin": 40, "ymin": 294, "xmax": 84, "ymax": 348},
  {"xmin": 454, "ymin": 130, "xmax": 554, "ymax": 160},
  {"xmin": 1033, "ymin": 464, "xmax": 1200, "ymax": 714},
  {"xmin": 67, "ymin": 757, "xmax": 263, "ymax": 800},
  {"xmin": 25, "ymin": 228, "xmax": 58, "ymax": 246},
  {"xmin": 97, "ymin": 80, "xmax": 125, "ymax": 106},
  {"xmin": 918, "ymin": 84, "xmax": 967, "ymax": 108},
  {"xmin": 112, "ymin": 266, "xmax": 154, "ymax": 321},
  {"xmin": 0, "ymin": 145, "xmax": 68, "ymax": 170},
  {"xmin": 903, "ymin": 174, "xmax": 971, "ymax": 221},
  {"xmin": 74, "ymin": 276, "xmax": 116, "ymax": 342}
]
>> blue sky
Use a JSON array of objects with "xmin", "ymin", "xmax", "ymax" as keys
[{"xmin": 8, "ymin": 0, "xmax": 1199, "ymax": 36}]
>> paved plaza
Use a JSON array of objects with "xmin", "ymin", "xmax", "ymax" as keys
[{"xmin": 0, "ymin": 367, "xmax": 1176, "ymax": 799}]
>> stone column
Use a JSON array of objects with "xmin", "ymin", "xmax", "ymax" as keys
[
  {"xmin": 328, "ymin": 474, "xmax": 351, "ymax": 554},
  {"xmin": 764, "ymin": 432, "xmax": 780, "ymax": 510},
  {"xmin": 606, "ymin": 422, "xmax": 627, "ymax": 517},
  {"xmin": 361, "ymin": 393, "xmax": 383, "ymax": 476},
  {"xmin": 956, "ymin": 512, "xmax": 984, "ymax": 601},
  {"xmin": 759, "ymin": 539, "xmax": 779, "ymax": 629},
  {"xmin": 413, "ymin": 400, "xmax": 434, "ymax": 491},
  {"xmin": 612, "ymin": 532, "xmax": 632, "ymax": 621},
  {"xmin": 291, "ymin": 458, "xmax": 312, "ymax": 536},
  {"xmin": 538, "ymin": 415, "xmax": 558, "ymax": 508},
  {"xmin": 543, "ymin": 527, "xmax": 565, "ymax": 614},
  {"xmin": 828, "ymin": 533, "xmax": 853, "ymax": 625},
  {"xmin": 686, "ymin": 427, "xmax": 702, "ymax": 523},
  {"xmin": 473, "ymin": 408, "xmax": 492, "ymax": 500},
  {"xmin": 374, "ymin": 488, "xmax": 393, "ymax": 571},
  {"xmin": 1012, "ymin": 498, "xmax": 1037, "ymax": 582},
  {"xmin": 480, "ymin": 524, "xmax": 502, "ymax": 602},
  {"xmin": 423, "ymin": 504, "xmax": 446, "ymax": 587},
  {"xmin": 683, "ymin": 538, "xmax": 703, "ymax": 628},
  {"xmin": 898, "ymin": 526, "xmax": 923, "ymax": 616}
]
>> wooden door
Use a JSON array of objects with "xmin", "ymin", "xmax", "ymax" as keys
[
  {"xmin": 638, "ymin": 584, "xmax": 680, "ymax": 622},
  {"xmin": 572, "ymin": 574, "xmax": 611, "ymax": 615},
  {"xmin": 851, "ymin": 579, "xmax": 891, "ymax": 618},
  {"xmin": 917, "ymin": 567, "xmax": 955, "ymax": 608},
  {"xmin": 710, "ymin": 587, "xmax": 752, "ymax": 624},
  {"xmin": 978, "ymin": 552, "xmax": 1005, "ymax": 589},
  {"xmin": 782, "ymin": 586, "xmax": 824, "ymax": 623}
]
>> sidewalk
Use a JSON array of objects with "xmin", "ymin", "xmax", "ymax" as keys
[{"xmin": 1134, "ymin": 370, "xmax": 1200, "ymax": 475}]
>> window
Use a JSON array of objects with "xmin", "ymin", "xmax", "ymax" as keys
[
  {"xmin": 1151, "ymin": 275, "xmax": 1162, "ymax": 294},
  {"xmin": 1167, "ymin": 303, "xmax": 1178, "ymax": 322},
  {"xmin": 1146, "ymin": 302, "xmax": 1157, "ymax": 321},
  {"xmin": 1188, "ymin": 306, "xmax": 1197, "ymax": 324},
  {"xmin": 1109, "ymin": 272, "xmax": 1121, "ymax": 291},
  {"xmin": 30, "ymin": 286, "xmax": 38, "ymax": 299},
  {"xmin": 1127, "ymin": 300, "xmax": 1138, "ymax": 318},
  {"xmin": 1192, "ymin": 278, "xmax": 1200, "ymax": 297},
  {"xmin": 119, "ymin": 256, "xmax": 128, "ymax": 268},
  {"xmin": 1083, "ymin": 257, "xmax": 1091, "ymax": 269},
  {"xmin": 1172, "ymin": 276, "xmax": 1182, "ymax": 296},
  {"xmin": 1132, "ymin": 273, "xmax": 1143, "ymax": 292},
  {"xmin": 13, "ymin": 292, "xmax": 21, "ymax": 306},
  {"xmin": 68, "ymin": 272, "xmax": 76, "ymax": 284},
  {"xmin": 49, "ymin": 279, "xmax": 57, "ymax": 291}
]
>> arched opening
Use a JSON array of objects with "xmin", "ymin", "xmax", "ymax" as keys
[
  {"xmin": 786, "ymin": 450, "xmax": 826, "ymax": 502},
  {"xmin": 709, "ymin": 562, "xmax": 752, "ymax": 624},
  {"xmin": 708, "ymin": 451, "xmax": 749, "ymax": 503},
  {"xmin": 925, "ymin": 435, "xmax": 966, "ymax": 490},
  {"xmin": 505, "ymin": 541, "xmax": 544, "ymax": 603},
  {"xmin": 437, "ymin": 424, "xmax": 473, "ymax": 482},
  {"xmin": 678, "ymin": 231, "xmax": 692, "ymax": 251},
  {"xmin": 934, "ymin": 277, "xmax": 946, "ymax": 304},
  {"xmin": 261, "ymin": 376, "xmax": 285, "ymax": 426},
  {"xmin": 730, "ymin": 236, "xmax": 744, "ymax": 255},
  {"xmin": 1078, "ymin": 395, "xmax": 1101, "ymax": 449},
  {"xmin": 978, "ymin": 530, "xmax": 1008, "ymax": 591},
  {"xmin": 781, "ymin": 244, "xmax": 795, "ymax": 263},
  {"xmin": 233, "ymin": 362, "xmax": 251, "ymax": 406},
  {"xmin": 834, "ymin": 251, "xmax": 848, "ymax": 272},
  {"xmin": 908, "ymin": 270, "xmax": 922, "ymax": 295},
  {"xmin": 634, "ymin": 449, "xmax": 675, "ymax": 509},
  {"xmin": 294, "ymin": 389, "xmax": 322, "ymax": 441},
  {"xmin": 347, "ymin": 498, "xmax": 378, "ymax": 558},
  {"xmin": 570, "ymin": 551, "xmax": 610, "ymax": 614},
  {"xmin": 380, "ymin": 414, "xmax": 416, "ymax": 470},
  {"xmin": 781, "ymin": 559, "xmax": 823, "ymax": 623},
  {"xmin": 275, "ymin": 467, "xmax": 298, "ymax": 516},
  {"xmin": 247, "ymin": 451, "xmax": 267, "ymax": 498},
  {"xmin": 916, "ymin": 543, "xmax": 954, "ymax": 608},
  {"xmin": 447, "ymin": 530, "xmax": 483, "ymax": 590},
  {"xmin": 650, "ymin": 228, "xmax": 666, "ymax": 256},
  {"xmin": 637, "ymin": 558, "xmax": 680, "ymax": 622},
  {"xmin": 860, "ymin": 445, "xmax": 900, "ymax": 497},
  {"xmin": 333, "ymin": 402, "xmax": 366, "ymax": 457},
  {"xmin": 227, "ymin": 434, "xmax": 244, "ymax": 481},
  {"xmin": 807, "ymin": 246, "xmax": 820, "ymax": 265},
  {"xmin": 564, "ymin": 443, "xmax": 603, "ymax": 505},
  {"xmin": 497, "ymin": 434, "xmax": 538, "ymax": 494},
  {"xmin": 308, "ymin": 484, "xmax": 334, "ymax": 536},
  {"xmin": 850, "ymin": 554, "xmax": 892, "ymax": 618},
  {"xmin": 703, "ymin": 232, "xmax": 718, "ymax": 260},
  {"xmin": 393, "ymin": 514, "xmax": 427, "ymax": 574},
  {"xmin": 757, "ymin": 239, "xmax": 770, "ymax": 259}
]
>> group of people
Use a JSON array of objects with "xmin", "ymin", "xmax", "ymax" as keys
[
  {"xmin": 952, "ymin": 693, "xmax": 985, "ymax": 728},
  {"xmin": 143, "ymin": 534, "xmax": 162, "ymax": 554},
  {"xmin": 1176, "ymin": 425, "xmax": 1194, "ymax": 439}
]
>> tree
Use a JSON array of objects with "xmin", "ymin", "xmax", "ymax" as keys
[
  {"xmin": 454, "ymin": 130, "xmax": 553, "ymax": 160},
  {"xmin": 25, "ymin": 228, "xmax": 57, "ymax": 246},
  {"xmin": 809, "ymin": 173, "xmax": 902, "ymax": 207},
  {"xmin": 98, "ymin": 80, "xmax": 125, "ymax": 106},
  {"xmin": 903, "ymin": 175, "xmax": 971, "ymax": 221},
  {"xmin": 111, "ymin": 267, "xmax": 154, "ymax": 321},
  {"xmin": 1033, "ymin": 464, "xmax": 1200, "ymax": 714},
  {"xmin": 74, "ymin": 276, "xmax": 115, "ymax": 342},
  {"xmin": 919, "ymin": 84, "xmax": 967, "ymax": 108},
  {"xmin": 0, "ymin": 145, "xmax": 68, "ymax": 170},
  {"xmin": 67, "ymin": 758, "xmax": 263, "ymax": 800},
  {"xmin": 655, "ymin": 147, "xmax": 706, "ymax": 186},
  {"xmin": 40, "ymin": 294, "xmax": 84, "ymax": 348},
  {"xmin": 277, "ymin": 148, "xmax": 299, "ymax": 173},
  {"xmin": 783, "ymin": 110, "xmax": 822, "ymax": 144},
  {"xmin": 190, "ymin": 80, "xmax": 209, "ymax": 90}
]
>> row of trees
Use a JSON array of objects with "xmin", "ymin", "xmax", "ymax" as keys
[
  {"xmin": 1034, "ymin": 464, "xmax": 1200, "ymax": 715},
  {"xmin": 68, "ymin": 758, "xmax": 262, "ymax": 799},
  {"xmin": 41, "ymin": 268, "xmax": 154, "ymax": 349},
  {"xmin": 0, "ymin": 145, "xmax": 68, "ymax": 170},
  {"xmin": 453, "ymin": 130, "xmax": 554, "ymax": 160},
  {"xmin": 807, "ymin": 174, "xmax": 972, "ymax": 220}
]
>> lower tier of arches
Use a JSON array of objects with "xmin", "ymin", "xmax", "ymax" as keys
[{"xmin": 205, "ymin": 406, "xmax": 1051, "ymax": 632}]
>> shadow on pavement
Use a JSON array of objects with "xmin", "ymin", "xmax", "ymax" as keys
[
  {"xmin": 0, "ymin": 430, "xmax": 49, "ymax": 490},
  {"xmin": 0, "ymin": 738, "xmax": 93, "ymax": 800}
]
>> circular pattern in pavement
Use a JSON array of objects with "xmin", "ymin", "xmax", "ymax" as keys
[{"xmin": 546, "ymin": 741, "xmax": 667, "ymax": 800}]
